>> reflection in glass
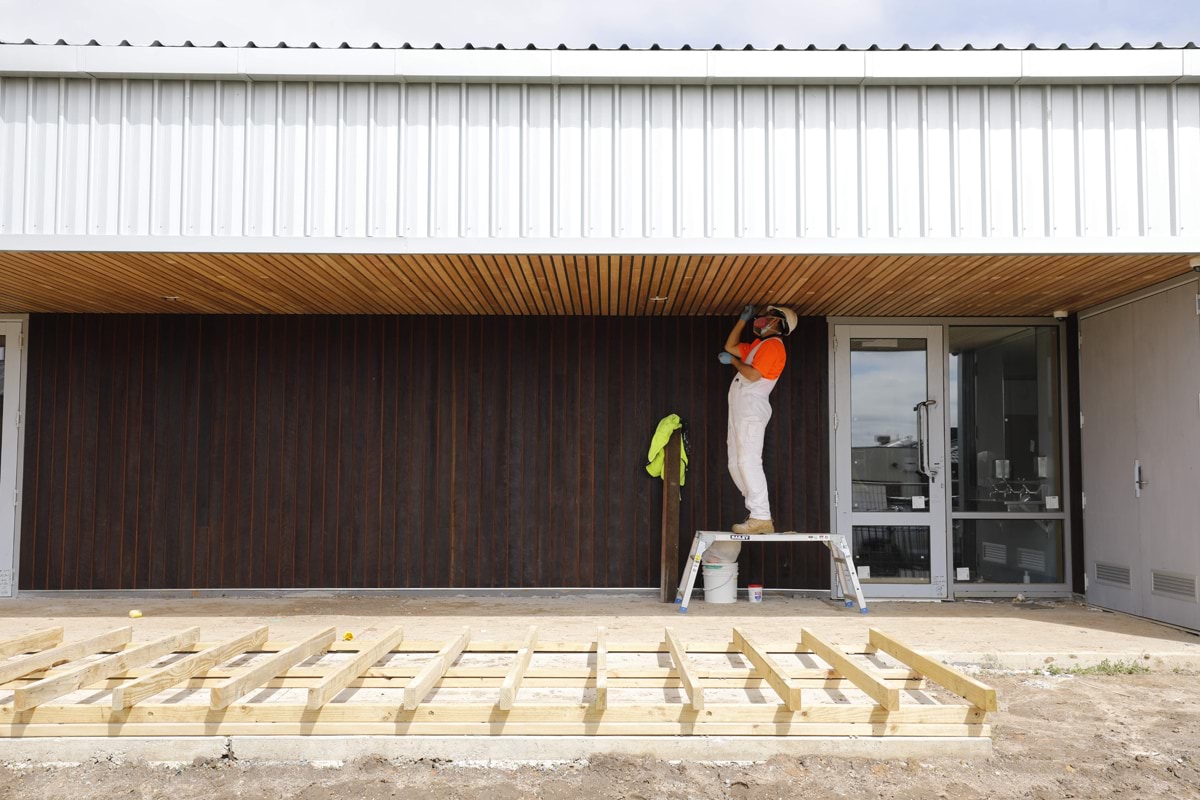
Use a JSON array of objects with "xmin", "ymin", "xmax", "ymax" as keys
[
  {"xmin": 850, "ymin": 339, "xmax": 928, "ymax": 512},
  {"xmin": 853, "ymin": 525, "xmax": 930, "ymax": 583},
  {"xmin": 953, "ymin": 519, "xmax": 1064, "ymax": 584},
  {"xmin": 0, "ymin": 339, "xmax": 5, "ymax": 468},
  {"xmin": 948, "ymin": 327, "xmax": 1060, "ymax": 512}
]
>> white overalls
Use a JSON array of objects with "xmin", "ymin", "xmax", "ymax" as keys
[
  {"xmin": 706, "ymin": 339, "xmax": 782, "ymax": 565},
  {"xmin": 727, "ymin": 338, "xmax": 780, "ymax": 521}
]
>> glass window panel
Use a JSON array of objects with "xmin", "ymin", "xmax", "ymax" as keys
[
  {"xmin": 850, "ymin": 338, "xmax": 928, "ymax": 512},
  {"xmin": 948, "ymin": 327, "xmax": 1061, "ymax": 512},
  {"xmin": 953, "ymin": 519, "xmax": 1065, "ymax": 584},
  {"xmin": 853, "ymin": 525, "xmax": 930, "ymax": 584},
  {"xmin": 0, "ymin": 338, "xmax": 5, "ymax": 463}
]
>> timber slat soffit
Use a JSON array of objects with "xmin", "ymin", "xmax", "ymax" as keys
[
  {"xmin": 0, "ymin": 251, "xmax": 1190, "ymax": 316},
  {"xmin": 0, "ymin": 624, "xmax": 996, "ymax": 739}
]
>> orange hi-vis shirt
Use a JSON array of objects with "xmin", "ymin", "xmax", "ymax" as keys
[{"xmin": 738, "ymin": 338, "xmax": 786, "ymax": 380}]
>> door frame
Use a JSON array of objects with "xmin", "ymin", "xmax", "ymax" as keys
[
  {"xmin": 0, "ymin": 315, "xmax": 28, "ymax": 599},
  {"xmin": 828, "ymin": 316, "xmax": 1073, "ymax": 600},
  {"xmin": 832, "ymin": 324, "xmax": 947, "ymax": 599}
]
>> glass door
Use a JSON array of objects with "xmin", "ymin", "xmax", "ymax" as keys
[{"xmin": 833, "ymin": 325, "xmax": 947, "ymax": 598}]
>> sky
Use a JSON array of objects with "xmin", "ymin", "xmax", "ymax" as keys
[{"xmin": 1, "ymin": 0, "xmax": 1197, "ymax": 49}]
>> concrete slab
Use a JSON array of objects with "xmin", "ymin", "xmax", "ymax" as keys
[
  {"xmin": 1, "ymin": 594, "xmax": 1196, "ymax": 670},
  {"xmin": 0, "ymin": 734, "xmax": 991, "ymax": 765},
  {"xmin": 0, "ymin": 737, "xmax": 229, "ymax": 767}
]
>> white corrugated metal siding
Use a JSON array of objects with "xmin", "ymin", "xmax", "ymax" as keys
[{"xmin": 1, "ymin": 77, "xmax": 1198, "ymax": 245}]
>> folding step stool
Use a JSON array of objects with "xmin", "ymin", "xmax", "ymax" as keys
[{"xmin": 674, "ymin": 531, "xmax": 869, "ymax": 614}]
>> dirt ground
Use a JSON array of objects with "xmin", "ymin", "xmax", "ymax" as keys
[{"xmin": 3, "ymin": 670, "xmax": 1198, "ymax": 799}]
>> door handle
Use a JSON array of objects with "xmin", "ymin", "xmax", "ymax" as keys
[
  {"xmin": 1134, "ymin": 460, "xmax": 1148, "ymax": 497},
  {"xmin": 913, "ymin": 399, "xmax": 938, "ymax": 479}
]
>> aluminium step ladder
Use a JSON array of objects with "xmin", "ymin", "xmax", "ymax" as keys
[{"xmin": 674, "ymin": 531, "xmax": 869, "ymax": 614}]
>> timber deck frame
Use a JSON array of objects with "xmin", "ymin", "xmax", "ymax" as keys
[{"xmin": 0, "ymin": 625, "xmax": 996, "ymax": 738}]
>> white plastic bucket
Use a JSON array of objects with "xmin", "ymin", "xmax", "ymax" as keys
[
  {"xmin": 702, "ymin": 562, "xmax": 739, "ymax": 604},
  {"xmin": 748, "ymin": 584, "xmax": 763, "ymax": 603}
]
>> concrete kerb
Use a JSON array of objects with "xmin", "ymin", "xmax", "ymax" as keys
[
  {"xmin": 0, "ymin": 734, "xmax": 992, "ymax": 767},
  {"xmin": 932, "ymin": 651, "xmax": 1200, "ymax": 672}
]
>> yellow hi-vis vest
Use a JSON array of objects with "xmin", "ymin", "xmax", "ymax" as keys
[{"xmin": 645, "ymin": 413, "xmax": 689, "ymax": 486}]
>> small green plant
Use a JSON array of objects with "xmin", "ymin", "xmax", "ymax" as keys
[{"xmin": 1045, "ymin": 659, "xmax": 1150, "ymax": 676}]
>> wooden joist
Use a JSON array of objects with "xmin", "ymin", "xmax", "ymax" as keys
[
  {"xmin": 498, "ymin": 626, "xmax": 538, "ymax": 711},
  {"xmin": 112, "ymin": 626, "xmax": 270, "ymax": 709},
  {"xmin": 732, "ymin": 628, "xmax": 802, "ymax": 712},
  {"xmin": 306, "ymin": 626, "xmax": 406, "ymax": 710},
  {"xmin": 0, "ymin": 624, "xmax": 995, "ymax": 740},
  {"xmin": 0, "ymin": 627, "xmax": 132, "ymax": 687},
  {"xmin": 594, "ymin": 626, "xmax": 608, "ymax": 712},
  {"xmin": 403, "ymin": 628, "xmax": 471, "ymax": 711},
  {"xmin": 0, "ymin": 628, "xmax": 64, "ymax": 660},
  {"xmin": 664, "ymin": 628, "xmax": 703, "ymax": 711},
  {"xmin": 868, "ymin": 629, "xmax": 998, "ymax": 712},
  {"xmin": 13, "ymin": 628, "xmax": 200, "ymax": 711},
  {"xmin": 0, "ymin": 701, "xmax": 985, "ymax": 725},
  {"xmin": 12, "ymin": 663, "xmax": 921, "ymax": 686},
  {"xmin": 801, "ymin": 628, "xmax": 899, "ymax": 712},
  {"xmin": 210, "ymin": 627, "xmax": 336, "ymax": 710},
  {"xmin": 0, "ymin": 721, "xmax": 993, "ymax": 738}
]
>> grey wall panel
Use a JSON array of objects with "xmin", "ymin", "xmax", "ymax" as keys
[
  {"xmin": 1080, "ymin": 303, "xmax": 1142, "ymax": 616},
  {"xmin": 1132, "ymin": 283, "xmax": 1200, "ymax": 630},
  {"xmin": 1081, "ymin": 278, "xmax": 1200, "ymax": 630}
]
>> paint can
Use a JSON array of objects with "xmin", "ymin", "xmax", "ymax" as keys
[{"xmin": 748, "ymin": 584, "xmax": 763, "ymax": 603}]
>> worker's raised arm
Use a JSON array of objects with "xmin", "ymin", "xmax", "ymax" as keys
[{"xmin": 724, "ymin": 305, "xmax": 755, "ymax": 356}]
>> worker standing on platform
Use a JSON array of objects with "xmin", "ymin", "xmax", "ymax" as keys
[{"xmin": 717, "ymin": 304, "xmax": 797, "ymax": 536}]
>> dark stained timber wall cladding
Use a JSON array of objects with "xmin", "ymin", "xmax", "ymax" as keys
[{"xmin": 19, "ymin": 315, "xmax": 829, "ymax": 590}]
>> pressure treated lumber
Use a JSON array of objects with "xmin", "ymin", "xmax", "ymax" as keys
[
  {"xmin": 498, "ymin": 626, "xmax": 538, "ymax": 711},
  {"xmin": 868, "ymin": 629, "xmax": 998, "ymax": 712},
  {"xmin": 0, "ymin": 702, "xmax": 985, "ymax": 725},
  {"xmin": 112, "ymin": 626, "xmax": 270, "ymax": 709},
  {"xmin": 12, "ymin": 674, "xmax": 924, "ymax": 693},
  {"xmin": 664, "ymin": 628, "xmax": 703, "ymax": 711},
  {"xmin": 403, "ymin": 628, "xmax": 471, "ymax": 711},
  {"xmin": 210, "ymin": 627, "xmax": 335, "ymax": 710},
  {"xmin": 16, "ymin": 662, "xmax": 916, "ymax": 681},
  {"xmin": 733, "ymin": 627, "xmax": 802, "ymax": 711},
  {"xmin": 0, "ymin": 627, "xmax": 132, "ymax": 686},
  {"xmin": 594, "ymin": 626, "xmax": 608, "ymax": 711},
  {"xmin": 0, "ymin": 628, "xmax": 64, "ymax": 660},
  {"xmin": 801, "ymin": 628, "xmax": 899, "ymax": 711},
  {"xmin": 0, "ymin": 624, "xmax": 997, "ymax": 741},
  {"xmin": 13, "ymin": 628, "xmax": 200, "ymax": 711},
  {"xmin": 306, "ymin": 626, "xmax": 405, "ymax": 710},
  {"xmin": 162, "ymin": 638, "xmax": 870, "ymax": 655},
  {"xmin": 0, "ymin": 721, "xmax": 993, "ymax": 738}
]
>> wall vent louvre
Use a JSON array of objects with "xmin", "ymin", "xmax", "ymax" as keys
[
  {"xmin": 982, "ymin": 542, "xmax": 1007, "ymax": 564},
  {"xmin": 1151, "ymin": 570, "xmax": 1197, "ymax": 602},
  {"xmin": 1017, "ymin": 548, "xmax": 1046, "ymax": 573},
  {"xmin": 1095, "ymin": 562, "xmax": 1132, "ymax": 588}
]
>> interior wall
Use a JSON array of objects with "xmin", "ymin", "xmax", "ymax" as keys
[{"xmin": 18, "ymin": 314, "xmax": 830, "ymax": 591}]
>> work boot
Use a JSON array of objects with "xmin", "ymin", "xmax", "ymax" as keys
[{"xmin": 732, "ymin": 517, "xmax": 774, "ymax": 534}]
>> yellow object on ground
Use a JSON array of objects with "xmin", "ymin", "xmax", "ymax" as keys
[
  {"xmin": 128, "ymin": 610, "xmax": 142, "ymax": 619},
  {"xmin": 343, "ymin": 632, "xmax": 354, "ymax": 641}
]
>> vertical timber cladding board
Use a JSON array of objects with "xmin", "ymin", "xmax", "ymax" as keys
[{"xmin": 19, "ymin": 314, "xmax": 829, "ymax": 590}]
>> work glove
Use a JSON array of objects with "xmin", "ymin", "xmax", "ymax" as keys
[
  {"xmin": 739, "ymin": 304, "xmax": 756, "ymax": 322},
  {"xmin": 717, "ymin": 352, "xmax": 733, "ymax": 365}
]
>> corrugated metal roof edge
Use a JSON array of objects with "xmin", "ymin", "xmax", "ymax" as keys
[{"xmin": 1, "ymin": 39, "xmax": 1198, "ymax": 51}]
